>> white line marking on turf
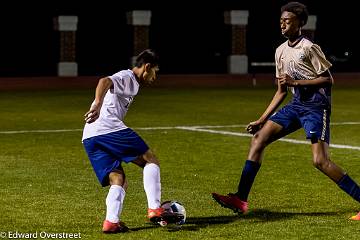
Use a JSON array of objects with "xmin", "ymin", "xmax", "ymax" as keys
[
  {"xmin": 0, "ymin": 125, "xmax": 246, "ymax": 134},
  {"xmin": 330, "ymin": 122, "xmax": 360, "ymax": 125},
  {"xmin": 0, "ymin": 129, "xmax": 83, "ymax": 134},
  {"xmin": 176, "ymin": 126, "xmax": 360, "ymax": 151},
  {"xmin": 1, "ymin": 122, "xmax": 359, "ymax": 151},
  {"xmin": 0, "ymin": 121, "xmax": 359, "ymax": 134},
  {"xmin": 137, "ymin": 124, "xmax": 248, "ymax": 130}
]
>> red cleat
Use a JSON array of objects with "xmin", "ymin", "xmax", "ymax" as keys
[
  {"xmin": 102, "ymin": 220, "xmax": 129, "ymax": 233},
  {"xmin": 147, "ymin": 207, "xmax": 184, "ymax": 226},
  {"xmin": 147, "ymin": 207, "xmax": 165, "ymax": 223},
  {"xmin": 212, "ymin": 192, "xmax": 248, "ymax": 214},
  {"xmin": 350, "ymin": 212, "xmax": 360, "ymax": 221}
]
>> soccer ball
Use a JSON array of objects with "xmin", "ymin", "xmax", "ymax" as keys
[{"xmin": 160, "ymin": 200, "xmax": 186, "ymax": 225}]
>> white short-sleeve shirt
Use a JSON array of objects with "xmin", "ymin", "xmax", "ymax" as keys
[{"xmin": 82, "ymin": 69, "xmax": 139, "ymax": 141}]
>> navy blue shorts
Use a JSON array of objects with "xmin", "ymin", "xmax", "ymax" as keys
[
  {"xmin": 269, "ymin": 104, "xmax": 331, "ymax": 144},
  {"xmin": 83, "ymin": 128, "xmax": 149, "ymax": 187}
]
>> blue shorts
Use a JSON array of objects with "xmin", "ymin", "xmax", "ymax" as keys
[
  {"xmin": 83, "ymin": 128, "xmax": 149, "ymax": 187},
  {"xmin": 269, "ymin": 104, "xmax": 331, "ymax": 144}
]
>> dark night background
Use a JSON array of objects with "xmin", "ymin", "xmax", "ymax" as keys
[{"xmin": 0, "ymin": 0, "xmax": 357, "ymax": 76}]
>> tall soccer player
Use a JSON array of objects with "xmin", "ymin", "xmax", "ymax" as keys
[
  {"xmin": 212, "ymin": 2, "xmax": 360, "ymax": 220},
  {"xmin": 82, "ymin": 49, "xmax": 175, "ymax": 233}
]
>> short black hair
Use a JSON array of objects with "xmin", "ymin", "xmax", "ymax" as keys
[
  {"xmin": 281, "ymin": 1, "xmax": 309, "ymax": 27},
  {"xmin": 135, "ymin": 49, "xmax": 159, "ymax": 68}
]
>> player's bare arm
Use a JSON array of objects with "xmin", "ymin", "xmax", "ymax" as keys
[
  {"xmin": 246, "ymin": 79, "xmax": 288, "ymax": 134},
  {"xmin": 84, "ymin": 77, "xmax": 114, "ymax": 123}
]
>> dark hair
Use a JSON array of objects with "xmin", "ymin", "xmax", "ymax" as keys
[
  {"xmin": 135, "ymin": 49, "xmax": 159, "ymax": 68},
  {"xmin": 281, "ymin": 2, "xmax": 308, "ymax": 27}
]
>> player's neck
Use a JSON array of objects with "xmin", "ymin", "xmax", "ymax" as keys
[
  {"xmin": 131, "ymin": 67, "xmax": 142, "ymax": 82},
  {"xmin": 288, "ymin": 34, "xmax": 303, "ymax": 47}
]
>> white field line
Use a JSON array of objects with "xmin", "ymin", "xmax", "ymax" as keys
[
  {"xmin": 0, "ymin": 125, "xmax": 246, "ymax": 134},
  {"xmin": 0, "ymin": 122, "xmax": 359, "ymax": 151},
  {"xmin": 0, "ymin": 129, "xmax": 83, "ymax": 134},
  {"xmin": 330, "ymin": 122, "xmax": 360, "ymax": 125},
  {"xmin": 1, "ymin": 122, "xmax": 359, "ymax": 134},
  {"xmin": 176, "ymin": 126, "xmax": 360, "ymax": 151}
]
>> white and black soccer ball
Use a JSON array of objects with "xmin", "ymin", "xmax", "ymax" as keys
[{"xmin": 160, "ymin": 200, "xmax": 186, "ymax": 225}]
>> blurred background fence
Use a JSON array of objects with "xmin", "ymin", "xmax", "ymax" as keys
[{"xmin": 0, "ymin": 1, "xmax": 358, "ymax": 85}]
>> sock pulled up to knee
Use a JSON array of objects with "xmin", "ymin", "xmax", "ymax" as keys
[
  {"xmin": 106, "ymin": 185, "xmax": 125, "ymax": 223},
  {"xmin": 236, "ymin": 160, "xmax": 261, "ymax": 202},
  {"xmin": 337, "ymin": 174, "xmax": 360, "ymax": 203},
  {"xmin": 143, "ymin": 163, "xmax": 161, "ymax": 209}
]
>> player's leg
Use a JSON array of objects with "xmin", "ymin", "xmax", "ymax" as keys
[
  {"xmin": 132, "ymin": 150, "xmax": 164, "ymax": 221},
  {"xmin": 132, "ymin": 149, "xmax": 161, "ymax": 211},
  {"xmin": 83, "ymin": 136, "xmax": 129, "ymax": 233},
  {"xmin": 133, "ymin": 152, "xmax": 185, "ymax": 225},
  {"xmin": 311, "ymin": 141, "xmax": 344, "ymax": 181},
  {"xmin": 303, "ymin": 108, "xmax": 360, "ymax": 220},
  {"xmin": 103, "ymin": 168, "xmax": 129, "ymax": 233},
  {"xmin": 97, "ymin": 128, "xmax": 163, "ymax": 223},
  {"xmin": 212, "ymin": 120, "xmax": 287, "ymax": 213},
  {"xmin": 132, "ymin": 149, "xmax": 183, "ymax": 225},
  {"xmin": 311, "ymin": 141, "xmax": 360, "ymax": 220},
  {"xmin": 212, "ymin": 104, "xmax": 301, "ymax": 213},
  {"xmin": 239, "ymin": 120, "xmax": 286, "ymax": 199}
]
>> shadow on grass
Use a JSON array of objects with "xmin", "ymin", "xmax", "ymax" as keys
[
  {"xmin": 242, "ymin": 209, "xmax": 344, "ymax": 222},
  {"xmin": 130, "ymin": 209, "xmax": 348, "ymax": 232},
  {"xmin": 178, "ymin": 209, "xmax": 347, "ymax": 232},
  {"xmin": 129, "ymin": 215, "xmax": 239, "ymax": 232},
  {"xmin": 129, "ymin": 223, "xmax": 158, "ymax": 232}
]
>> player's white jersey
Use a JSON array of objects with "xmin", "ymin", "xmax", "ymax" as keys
[
  {"xmin": 82, "ymin": 69, "xmax": 139, "ymax": 141},
  {"xmin": 275, "ymin": 37, "xmax": 332, "ymax": 81}
]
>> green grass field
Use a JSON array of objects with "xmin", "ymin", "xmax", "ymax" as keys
[{"xmin": 0, "ymin": 86, "xmax": 359, "ymax": 239}]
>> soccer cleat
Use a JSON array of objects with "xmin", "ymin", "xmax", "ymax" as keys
[
  {"xmin": 102, "ymin": 220, "xmax": 129, "ymax": 233},
  {"xmin": 350, "ymin": 212, "xmax": 360, "ymax": 221},
  {"xmin": 212, "ymin": 192, "xmax": 248, "ymax": 214},
  {"xmin": 147, "ymin": 207, "xmax": 165, "ymax": 223},
  {"xmin": 147, "ymin": 207, "xmax": 184, "ymax": 226}
]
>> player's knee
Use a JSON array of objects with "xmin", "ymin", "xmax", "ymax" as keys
[
  {"xmin": 251, "ymin": 133, "xmax": 266, "ymax": 149},
  {"xmin": 143, "ymin": 149, "xmax": 160, "ymax": 165},
  {"xmin": 312, "ymin": 156, "xmax": 329, "ymax": 170},
  {"xmin": 109, "ymin": 171, "xmax": 125, "ymax": 186}
]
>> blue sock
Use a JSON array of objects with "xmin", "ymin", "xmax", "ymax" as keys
[
  {"xmin": 236, "ymin": 160, "xmax": 261, "ymax": 201},
  {"xmin": 337, "ymin": 174, "xmax": 360, "ymax": 203}
]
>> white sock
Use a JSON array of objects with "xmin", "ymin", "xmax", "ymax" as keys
[
  {"xmin": 105, "ymin": 185, "xmax": 125, "ymax": 223},
  {"xmin": 143, "ymin": 163, "xmax": 161, "ymax": 209}
]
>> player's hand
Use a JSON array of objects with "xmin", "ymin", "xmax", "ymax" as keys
[
  {"xmin": 278, "ymin": 74, "xmax": 298, "ymax": 86},
  {"xmin": 246, "ymin": 120, "xmax": 264, "ymax": 134},
  {"xmin": 84, "ymin": 103, "xmax": 101, "ymax": 123}
]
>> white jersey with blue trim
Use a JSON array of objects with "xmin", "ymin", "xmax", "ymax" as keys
[{"xmin": 82, "ymin": 69, "xmax": 139, "ymax": 141}]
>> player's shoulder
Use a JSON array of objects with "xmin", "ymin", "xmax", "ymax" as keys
[
  {"xmin": 276, "ymin": 40, "xmax": 288, "ymax": 51},
  {"xmin": 298, "ymin": 37, "xmax": 316, "ymax": 49},
  {"xmin": 275, "ymin": 40, "xmax": 288, "ymax": 57},
  {"xmin": 111, "ymin": 69, "xmax": 132, "ymax": 78},
  {"xmin": 299, "ymin": 37, "xmax": 327, "ymax": 57},
  {"xmin": 110, "ymin": 69, "xmax": 136, "ymax": 82}
]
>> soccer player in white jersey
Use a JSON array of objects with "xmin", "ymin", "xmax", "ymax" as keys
[
  {"xmin": 212, "ymin": 2, "xmax": 360, "ymax": 220},
  {"xmin": 82, "ymin": 49, "xmax": 173, "ymax": 233}
]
